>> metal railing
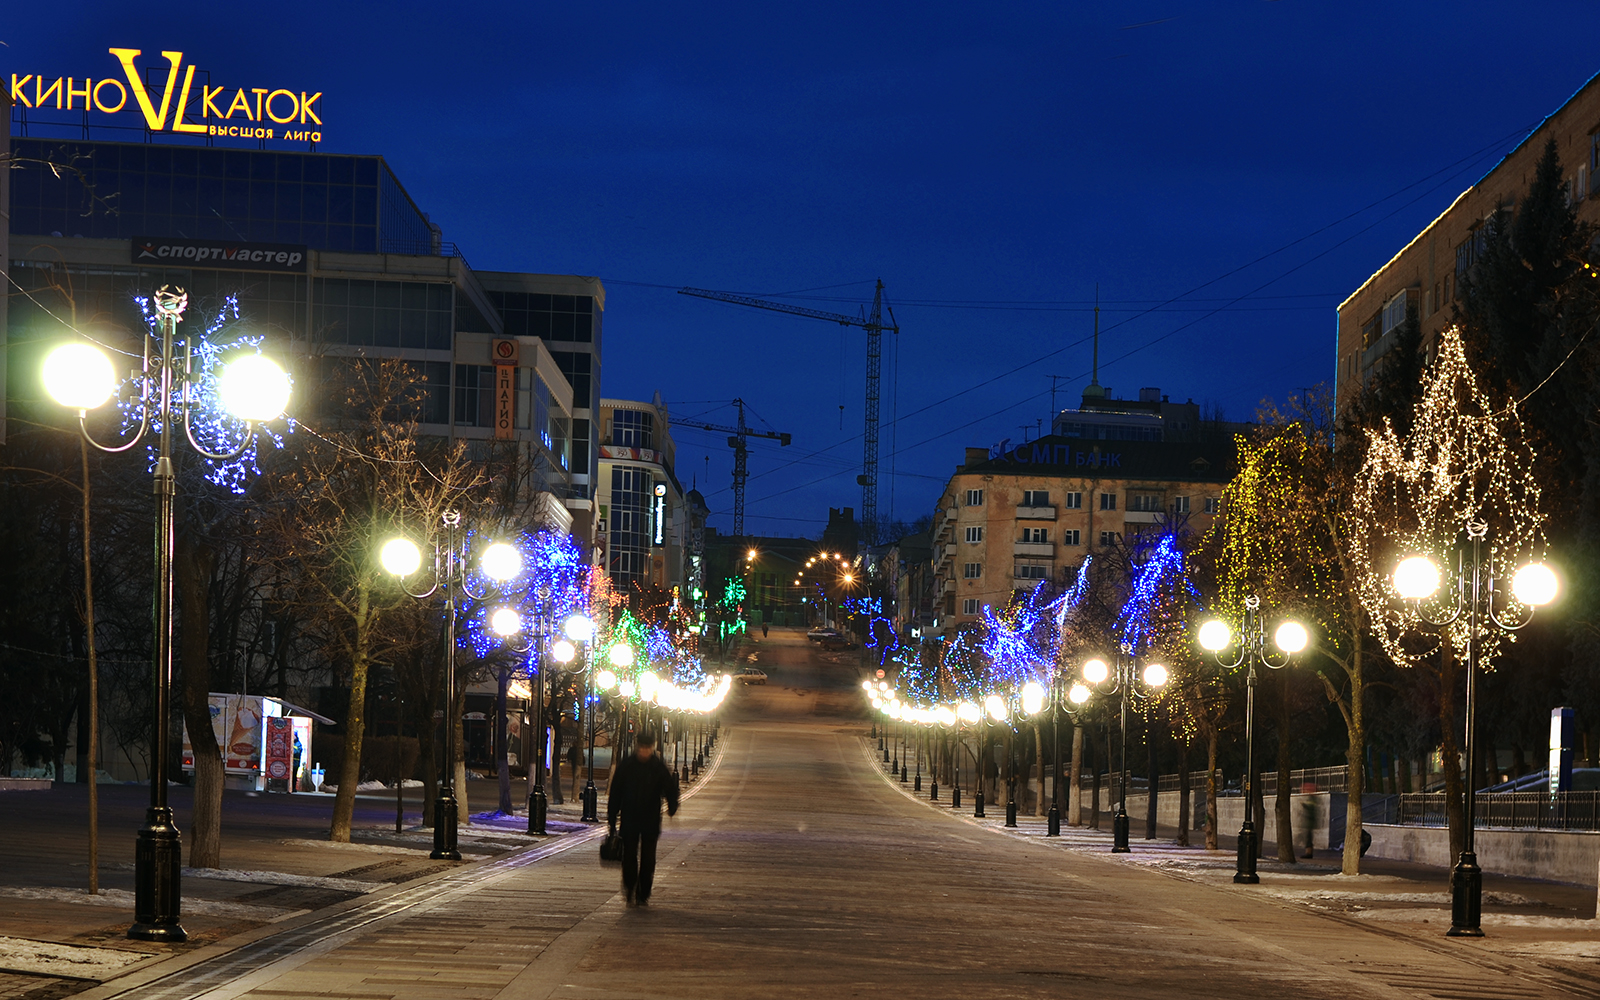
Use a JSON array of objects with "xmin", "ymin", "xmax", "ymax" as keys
[
  {"xmin": 379, "ymin": 238, "xmax": 471, "ymax": 268},
  {"xmin": 1395, "ymin": 791, "xmax": 1600, "ymax": 831},
  {"xmin": 1259, "ymin": 766, "xmax": 1350, "ymax": 795}
]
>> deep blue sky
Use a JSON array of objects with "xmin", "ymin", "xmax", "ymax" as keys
[{"xmin": 7, "ymin": 3, "xmax": 1597, "ymax": 537}]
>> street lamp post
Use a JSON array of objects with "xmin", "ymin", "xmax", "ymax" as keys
[
  {"xmin": 43, "ymin": 286, "xmax": 292, "ymax": 942},
  {"xmin": 1081, "ymin": 651, "xmax": 1169, "ymax": 853},
  {"xmin": 383, "ymin": 516, "xmax": 524, "ymax": 860},
  {"xmin": 1390, "ymin": 523, "xmax": 1557, "ymax": 936},
  {"xmin": 1197, "ymin": 597, "xmax": 1308, "ymax": 884},
  {"xmin": 561, "ymin": 614, "xmax": 601, "ymax": 822},
  {"xmin": 487, "ymin": 597, "xmax": 550, "ymax": 836}
]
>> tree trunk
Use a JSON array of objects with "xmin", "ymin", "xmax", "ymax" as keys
[
  {"xmin": 1341, "ymin": 641, "xmax": 1367, "ymax": 875},
  {"xmin": 176, "ymin": 534, "xmax": 222, "ymax": 869},
  {"xmin": 1438, "ymin": 648, "xmax": 1465, "ymax": 861},
  {"xmin": 1089, "ymin": 729, "xmax": 1101, "ymax": 830},
  {"xmin": 1205, "ymin": 727, "xmax": 1219, "ymax": 850},
  {"xmin": 454, "ymin": 678, "xmax": 470, "ymax": 825},
  {"xmin": 1177, "ymin": 736, "xmax": 1191, "ymax": 848},
  {"xmin": 1145, "ymin": 714, "xmax": 1159, "ymax": 840},
  {"xmin": 1068, "ymin": 723, "xmax": 1084, "ymax": 826},
  {"xmin": 1035, "ymin": 721, "xmax": 1047, "ymax": 817},
  {"xmin": 549, "ymin": 693, "xmax": 564, "ymax": 805},
  {"xmin": 330, "ymin": 583, "xmax": 372, "ymax": 843},
  {"xmin": 1275, "ymin": 668, "xmax": 1296, "ymax": 863}
]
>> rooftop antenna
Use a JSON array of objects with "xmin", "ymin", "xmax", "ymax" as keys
[{"xmin": 1083, "ymin": 285, "xmax": 1107, "ymax": 400}]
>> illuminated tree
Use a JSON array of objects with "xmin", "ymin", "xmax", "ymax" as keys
[{"xmin": 1350, "ymin": 326, "xmax": 1548, "ymax": 858}]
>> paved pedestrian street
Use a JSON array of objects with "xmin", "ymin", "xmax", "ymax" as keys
[{"xmin": 9, "ymin": 633, "xmax": 1598, "ymax": 1000}]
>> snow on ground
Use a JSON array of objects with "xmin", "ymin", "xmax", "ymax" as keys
[
  {"xmin": 1267, "ymin": 889, "xmax": 1546, "ymax": 907},
  {"xmin": 185, "ymin": 867, "xmax": 384, "ymax": 893},
  {"xmin": 0, "ymin": 886, "xmax": 298, "ymax": 921},
  {"xmin": 0, "ymin": 935, "xmax": 154, "ymax": 980}
]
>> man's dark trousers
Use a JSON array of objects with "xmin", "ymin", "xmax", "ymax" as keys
[{"xmin": 621, "ymin": 826, "xmax": 659, "ymax": 901}]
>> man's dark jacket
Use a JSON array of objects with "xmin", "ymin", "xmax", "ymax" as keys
[{"xmin": 607, "ymin": 753, "xmax": 680, "ymax": 833}]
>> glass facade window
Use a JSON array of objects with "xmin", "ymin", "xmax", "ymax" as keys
[
  {"xmin": 612, "ymin": 409, "xmax": 653, "ymax": 449},
  {"xmin": 488, "ymin": 291, "xmax": 594, "ymax": 343},
  {"xmin": 314, "ymin": 278, "xmax": 452, "ymax": 350},
  {"xmin": 608, "ymin": 465, "xmax": 652, "ymax": 591},
  {"xmin": 455, "ymin": 364, "xmax": 495, "ymax": 427},
  {"xmin": 7, "ymin": 140, "xmax": 396, "ymax": 252}
]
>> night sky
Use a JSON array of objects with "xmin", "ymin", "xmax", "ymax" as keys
[{"xmin": 6, "ymin": 4, "xmax": 1597, "ymax": 536}]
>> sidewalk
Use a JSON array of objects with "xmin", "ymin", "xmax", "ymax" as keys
[
  {"xmin": 0, "ymin": 737, "xmax": 724, "ymax": 997},
  {"xmin": 859, "ymin": 735, "xmax": 1600, "ymax": 970}
]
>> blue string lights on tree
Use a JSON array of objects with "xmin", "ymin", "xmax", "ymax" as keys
[
  {"xmin": 458, "ymin": 527, "xmax": 589, "ymax": 666},
  {"xmin": 122, "ymin": 292, "xmax": 294, "ymax": 493},
  {"xmin": 1114, "ymin": 530, "xmax": 1200, "ymax": 657}
]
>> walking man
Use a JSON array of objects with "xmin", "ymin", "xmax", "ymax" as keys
[{"xmin": 606, "ymin": 730, "xmax": 679, "ymax": 906}]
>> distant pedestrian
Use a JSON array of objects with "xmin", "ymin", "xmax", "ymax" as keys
[
  {"xmin": 567, "ymin": 741, "xmax": 583, "ymax": 799},
  {"xmin": 606, "ymin": 730, "xmax": 680, "ymax": 906},
  {"xmin": 761, "ymin": 622, "xmax": 769, "ymax": 638}
]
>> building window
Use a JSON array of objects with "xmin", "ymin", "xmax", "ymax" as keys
[
  {"xmin": 1129, "ymin": 493, "xmax": 1162, "ymax": 512},
  {"xmin": 1063, "ymin": 529, "xmax": 1081, "ymax": 546},
  {"xmin": 963, "ymin": 562, "xmax": 982, "ymax": 579},
  {"xmin": 1381, "ymin": 291, "xmax": 1411, "ymax": 336},
  {"xmin": 1022, "ymin": 527, "xmax": 1048, "ymax": 543},
  {"xmin": 487, "ymin": 291, "xmax": 595, "ymax": 343},
  {"xmin": 1099, "ymin": 492, "xmax": 1116, "ymax": 511},
  {"xmin": 612, "ymin": 408, "xmax": 654, "ymax": 449},
  {"xmin": 1204, "ymin": 496, "xmax": 1221, "ymax": 515},
  {"xmin": 965, "ymin": 526, "xmax": 984, "ymax": 543},
  {"xmin": 1099, "ymin": 530, "xmax": 1119, "ymax": 547},
  {"xmin": 608, "ymin": 465, "xmax": 651, "ymax": 589},
  {"xmin": 962, "ymin": 598, "xmax": 980, "ymax": 616},
  {"xmin": 1021, "ymin": 490, "xmax": 1049, "ymax": 507},
  {"xmin": 1173, "ymin": 496, "xmax": 1191, "ymax": 514},
  {"xmin": 1015, "ymin": 563, "xmax": 1048, "ymax": 580},
  {"xmin": 966, "ymin": 489, "xmax": 984, "ymax": 506},
  {"xmin": 1063, "ymin": 492, "xmax": 1083, "ymax": 509},
  {"xmin": 454, "ymin": 364, "xmax": 494, "ymax": 426},
  {"xmin": 313, "ymin": 278, "xmax": 453, "ymax": 350}
]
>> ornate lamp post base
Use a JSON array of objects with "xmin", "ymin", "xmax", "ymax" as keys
[
  {"xmin": 527, "ymin": 785, "xmax": 548, "ymax": 836},
  {"xmin": 581, "ymin": 780, "xmax": 599, "ymax": 822},
  {"xmin": 1047, "ymin": 802, "xmax": 1060, "ymax": 836},
  {"xmin": 1446, "ymin": 853, "xmax": 1485, "ymax": 936},
  {"xmin": 128, "ymin": 810, "xmax": 186, "ymax": 942},
  {"xmin": 951, "ymin": 783, "xmax": 960, "ymax": 808},
  {"xmin": 432, "ymin": 794, "xmax": 462, "ymax": 861},
  {"xmin": 1005, "ymin": 782, "xmax": 1018, "ymax": 827},
  {"xmin": 1112, "ymin": 808, "xmax": 1131, "ymax": 852},
  {"xmin": 974, "ymin": 789, "xmax": 986, "ymax": 818},
  {"xmin": 1233, "ymin": 819, "xmax": 1259, "ymax": 883}
]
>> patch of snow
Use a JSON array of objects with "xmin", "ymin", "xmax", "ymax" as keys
[
  {"xmin": 185, "ymin": 868, "xmax": 383, "ymax": 893},
  {"xmin": 1268, "ymin": 889, "xmax": 1545, "ymax": 907},
  {"xmin": 0, "ymin": 886, "xmax": 295, "ymax": 921},
  {"xmin": 0, "ymin": 935, "xmax": 153, "ymax": 980}
]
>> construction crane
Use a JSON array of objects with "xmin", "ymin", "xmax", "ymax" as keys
[
  {"xmin": 671, "ymin": 398, "xmax": 790, "ymax": 538},
  {"xmin": 679, "ymin": 280, "xmax": 898, "ymax": 544}
]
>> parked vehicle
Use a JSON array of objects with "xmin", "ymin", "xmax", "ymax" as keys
[
  {"xmin": 734, "ymin": 666, "xmax": 768, "ymax": 685},
  {"xmin": 807, "ymin": 628, "xmax": 841, "ymax": 642}
]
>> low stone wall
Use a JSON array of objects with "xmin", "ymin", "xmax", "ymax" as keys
[
  {"xmin": 0, "ymin": 777, "xmax": 52, "ymax": 791},
  {"xmin": 1365, "ymin": 823, "xmax": 1600, "ymax": 887}
]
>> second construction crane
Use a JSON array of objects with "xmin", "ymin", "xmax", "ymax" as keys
[
  {"xmin": 679, "ymin": 280, "xmax": 897, "ymax": 543},
  {"xmin": 671, "ymin": 398, "xmax": 790, "ymax": 538}
]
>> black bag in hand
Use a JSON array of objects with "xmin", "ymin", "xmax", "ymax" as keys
[{"xmin": 599, "ymin": 830, "xmax": 622, "ymax": 864}]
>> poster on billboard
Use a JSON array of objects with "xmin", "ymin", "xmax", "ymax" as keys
[{"xmin": 264, "ymin": 717, "xmax": 293, "ymax": 782}]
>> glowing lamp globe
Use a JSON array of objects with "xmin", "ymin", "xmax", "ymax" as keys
[
  {"xmin": 1021, "ymin": 681, "xmax": 1046, "ymax": 715},
  {"xmin": 1068, "ymin": 683, "xmax": 1091, "ymax": 705},
  {"xmin": 43, "ymin": 343, "xmax": 117, "ymax": 411},
  {"xmin": 216, "ymin": 353, "xmax": 291, "ymax": 421},
  {"xmin": 609, "ymin": 644, "xmax": 636, "ymax": 668},
  {"xmin": 596, "ymin": 669, "xmax": 618, "ymax": 690},
  {"xmin": 618, "ymin": 679, "xmax": 636, "ymax": 698},
  {"xmin": 957, "ymin": 701, "xmax": 980, "ymax": 724},
  {"xmin": 1197, "ymin": 619, "xmax": 1232, "ymax": 652},
  {"xmin": 550, "ymin": 639, "xmax": 576, "ymax": 663},
  {"xmin": 1393, "ymin": 556, "xmax": 1441, "ymax": 600},
  {"xmin": 640, "ymin": 671, "xmax": 660, "ymax": 701},
  {"xmin": 861, "ymin": 680, "xmax": 874, "ymax": 691},
  {"xmin": 380, "ymin": 538, "xmax": 423, "ymax": 577},
  {"xmin": 480, "ymin": 542, "xmax": 523, "ymax": 581},
  {"xmin": 1274, "ymin": 621, "xmax": 1309, "ymax": 654},
  {"xmin": 1082, "ymin": 658, "xmax": 1109, "ymax": 685},
  {"xmin": 935, "ymin": 706, "xmax": 956, "ymax": 726},
  {"xmin": 564, "ymin": 614, "xmax": 595, "ymax": 642},
  {"xmin": 984, "ymin": 694, "xmax": 1007, "ymax": 721},
  {"xmin": 489, "ymin": 607, "xmax": 522, "ymax": 637},
  {"xmin": 1142, "ymin": 663, "xmax": 1169, "ymax": 688},
  {"xmin": 1511, "ymin": 562, "xmax": 1558, "ymax": 606}
]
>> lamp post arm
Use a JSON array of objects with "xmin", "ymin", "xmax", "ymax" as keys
[{"xmin": 79, "ymin": 406, "xmax": 151, "ymax": 454}]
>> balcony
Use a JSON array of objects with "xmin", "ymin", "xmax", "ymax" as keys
[
  {"xmin": 1014, "ymin": 541, "xmax": 1054, "ymax": 558},
  {"xmin": 942, "ymin": 578, "xmax": 956, "ymax": 595},
  {"xmin": 1123, "ymin": 511, "xmax": 1162, "ymax": 524},
  {"xmin": 1015, "ymin": 506, "xmax": 1056, "ymax": 520}
]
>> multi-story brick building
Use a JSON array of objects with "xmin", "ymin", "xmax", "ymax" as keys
[{"xmin": 1337, "ymin": 72, "xmax": 1600, "ymax": 400}]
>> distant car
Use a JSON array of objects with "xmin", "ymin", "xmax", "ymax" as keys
[
  {"xmin": 734, "ymin": 666, "xmax": 768, "ymax": 685},
  {"xmin": 807, "ymin": 628, "xmax": 842, "ymax": 642},
  {"xmin": 820, "ymin": 637, "xmax": 858, "ymax": 651}
]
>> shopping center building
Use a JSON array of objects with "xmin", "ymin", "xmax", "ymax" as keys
[{"xmin": 4, "ymin": 93, "xmax": 600, "ymax": 542}]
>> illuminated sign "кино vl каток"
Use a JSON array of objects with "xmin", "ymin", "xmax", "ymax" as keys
[{"xmin": 10, "ymin": 48, "xmax": 324, "ymax": 143}]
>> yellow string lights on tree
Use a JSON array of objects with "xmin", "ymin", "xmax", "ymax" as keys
[{"xmin": 1350, "ymin": 325, "xmax": 1548, "ymax": 665}]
